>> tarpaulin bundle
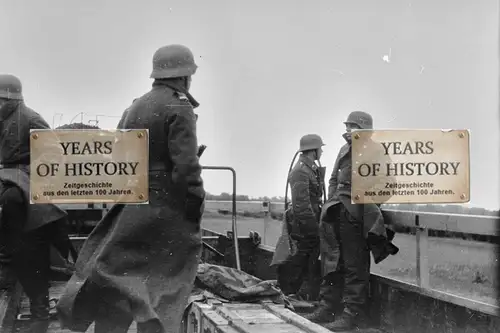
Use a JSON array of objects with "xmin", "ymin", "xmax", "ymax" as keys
[{"xmin": 194, "ymin": 263, "xmax": 284, "ymax": 303}]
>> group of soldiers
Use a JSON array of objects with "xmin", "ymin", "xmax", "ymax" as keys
[
  {"xmin": 272, "ymin": 112, "xmax": 399, "ymax": 330},
  {"xmin": 0, "ymin": 42, "xmax": 398, "ymax": 333}
]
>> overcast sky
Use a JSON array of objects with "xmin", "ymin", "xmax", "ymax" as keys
[{"xmin": 1, "ymin": 0, "xmax": 498, "ymax": 209}]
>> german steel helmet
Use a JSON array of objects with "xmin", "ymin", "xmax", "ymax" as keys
[
  {"xmin": 299, "ymin": 134, "xmax": 325, "ymax": 152},
  {"xmin": 344, "ymin": 111, "xmax": 373, "ymax": 129},
  {"xmin": 150, "ymin": 44, "xmax": 198, "ymax": 79},
  {"xmin": 0, "ymin": 74, "xmax": 23, "ymax": 100}
]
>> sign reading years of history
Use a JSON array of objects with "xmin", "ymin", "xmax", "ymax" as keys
[
  {"xmin": 30, "ymin": 129, "xmax": 149, "ymax": 204},
  {"xmin": 351, "ymin": 129, "xmax": 470, "ymax": 204}
]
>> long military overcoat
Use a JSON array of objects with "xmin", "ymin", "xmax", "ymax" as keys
[
  {"xmin": 0, "ymin": 100, "xmax": 67, "ymax": 231},
  {"xmin": 287, "ymin": 154, "xmax": 325, "ymax": 238},
  {"xmin": 56, "ymin": 81, "xmax": 205, "ymax": 333},
  {"xmin": 270, "ymin": 155, "xmax": 325, "ymax": 266},
  {"xmin": 319, "ymin": 140, "xmax": 398, "ymax": 277}
]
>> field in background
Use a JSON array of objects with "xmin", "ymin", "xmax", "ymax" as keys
[{"xmin": 202, "ymin": 212, "xmax": 498, "ymax": 306}]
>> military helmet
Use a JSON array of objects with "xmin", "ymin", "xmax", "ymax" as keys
[
  {"xmin": 0, "ymin": 74, "xmax": 23, "ymax": 100},
  {"xmin": 150, "ymin": 44, "xmax": 198, "ymax": 79},
  {"xmin": 344, "ymin": 111, "xmax": 373, "ymax": 129},
  {"xmin": 299, "ymin": 134, "xmax": 325, "ymax": 152}
]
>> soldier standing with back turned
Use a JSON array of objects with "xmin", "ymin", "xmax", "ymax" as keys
[
  {"xmin": 0, "ymin": 74, "xmax": 72, "ymax": 333},
  {"xmin": 276, "ymin": 134, "xmax": 326, "ymax": 304},
  {"xmin": 57, "ymin": 44, "xmax": 205, "ymax": 333}
]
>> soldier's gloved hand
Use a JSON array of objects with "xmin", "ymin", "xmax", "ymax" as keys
[{"xmin": 185, "ymin": 194, "xmax": 205, "ymax": 222}]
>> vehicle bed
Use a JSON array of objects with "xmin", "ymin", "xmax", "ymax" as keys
[{"xmin": 0, "ymin": 225, "xmax": 496, "ymax": 333}]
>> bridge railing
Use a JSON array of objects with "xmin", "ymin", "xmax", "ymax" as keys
[
  {"xmin": 381, "ymin": 209, "xmax": 498, "ymax": 289},
  {"xmin": 58, "ymin": 200, "xmax": 498, "ymax": 301},
  {"xmin": 203, "ymin": 200, "xmax": 499, "ymax": 235},
  {"xmin": 202, "ymin": 200, "xmax": 498, "ymax": 299}
]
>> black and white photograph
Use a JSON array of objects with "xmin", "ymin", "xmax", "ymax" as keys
[{"xmin": 0, "ymin": 1, "xmax": 497, "ymax": 332}]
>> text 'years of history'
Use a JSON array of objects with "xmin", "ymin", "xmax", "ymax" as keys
[
  {"xmin": 30, "ymin": 129, "xmax": 149, "ymax": 204},
  {"xmin": 351, "ymin": 130, "xmax": 470, "ymax": 204}
]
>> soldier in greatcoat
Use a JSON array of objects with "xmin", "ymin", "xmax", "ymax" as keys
[
  {"xmin": 275, "ymin": 134, "xmax": 326, "ymax": 304},
  {"xmin": 305, "ymin": 111, "xmax": 399, "ymax": 331},
  {"xmin": 0, "ymin": 73, "xmax": 71, "ymax": 333},
  {"xmin": 57, "ymin": 44, "xmax": 205, "ymax": 333}
]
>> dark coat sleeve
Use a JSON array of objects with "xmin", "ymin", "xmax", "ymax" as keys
[
  {"xmin": 4, "ymin": 108, "xmax": 51, "ymax": 165},
  {"xmin": 117, "ymin": 99, "xmax": 136, "ymax": 129},
  {"xmin": 29, "ymin": 112, "xmax": 50, "ymax": 130},
  {"xmin": 165, "ymin": 102, "xmax": 205, "ymax": 209},
  {"xmin": 290, "ymin": 168, "xmax": 317, "ymax": 234},
  {"xmin": 327, "ymin": 154, "xmax": 341, "ymax": 200},
  {"xmin": 117, "ymin": 111, "xmax": 128, "ymax": 129}
]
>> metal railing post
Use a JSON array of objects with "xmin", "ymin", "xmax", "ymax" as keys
[
  {"xmin": 415, "ymin": 214, "xmax": 429, "ymax": 288},
  {"xmin": 262, "ymin": 201, "xmax": 271, "ymax": 246},
  {"xmin": 202, "ymin": 166, "xmax": 241, "ymax": 270}
]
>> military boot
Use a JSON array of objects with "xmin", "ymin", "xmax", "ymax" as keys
[
  {"xmin": 302, "ymin": 304, "xmax": 335, "ymax": 323},
  {"xmin": 323, "ymin": 308, "xmax": 361, "ymax": 331},
  {"xmin": 27, "ymin": 293, "xmax": 50, "ymax": 333},
  {"xmin": 302, "ymin": 299, "xmax": 342, "ymax": 323}
]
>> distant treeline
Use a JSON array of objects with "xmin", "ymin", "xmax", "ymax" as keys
[
  {"xmin": 56, "ymin": 123, "xmax": 100, "ymax": 130},
  {"xmin": 206, "ymin": 192, "xmax": 499, "ymax": 217},
  {"xmin": 205, "ymin": 192, "xmax": 285, "ymax": 203}
]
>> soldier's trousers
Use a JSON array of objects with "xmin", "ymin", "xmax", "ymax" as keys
[
  {"xmin": 13, "ymin": 227, "xmax": 52, "ymax": 325},
  {"xmin": 0, "ymin": 186, "xmax": 58, "ymax": 332},
  {"xmin": 320, "ymin": 205, "xmax": 371, "ymax": 315},
  {"xmin": 277, "ymin": 236, "xmax": 321, "ymax": 299}
]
